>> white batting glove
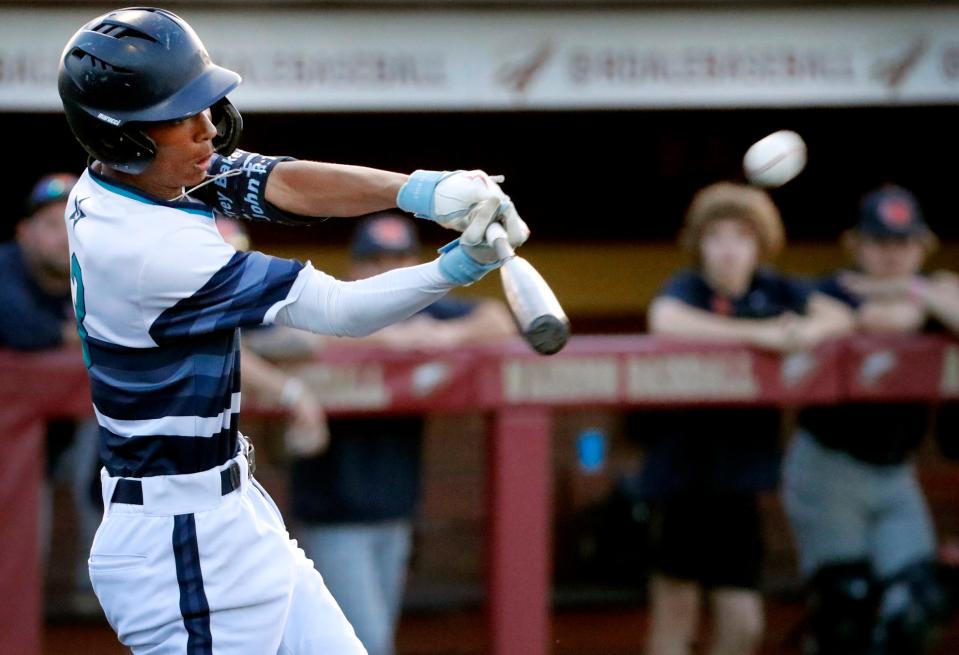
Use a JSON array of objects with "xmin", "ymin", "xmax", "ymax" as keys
[
  {"xmin": 437, "ymin": 198, "xmax": 526, "ymax": 285},
  {"xmin": 397, "ymin": 169, "xmax": 530, "ymax": 248},
  {"xmin": 459, "ymin": 198, "xmax": 507, "ymax": 264}
]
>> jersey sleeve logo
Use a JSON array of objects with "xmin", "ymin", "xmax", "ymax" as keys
[{"xmin": 70, "ymin": 197, "xmax": 88, "ymax": 228}]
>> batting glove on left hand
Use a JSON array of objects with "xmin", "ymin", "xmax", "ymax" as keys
[
  {"xmin": 459, "ymin": 197, "xmax": 510, "ymax": 264},
  {"xmin": 397, "ymin": 169, "xmax": 530, "ymax": 248},
  {"xmin": 437, "ymin": 198, "xmax": 521, "ymax": 285}
]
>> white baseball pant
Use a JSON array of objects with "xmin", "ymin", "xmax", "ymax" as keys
[{"xmin": 89, "ymin": 451, "xmax": 366, "ymax": 654}]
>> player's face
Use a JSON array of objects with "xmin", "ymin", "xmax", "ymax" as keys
[
  {"xmin": 141, "ymin": 109, "xmax": 218, "ymax": 195},
  {"xmin": 17, "ymin": 201, "xmax": 70, "ymax": 277},
  {"xmin": 700, "ymin": 217, "xmax": 760, "ymax": 295},
  {"xmin": 854, "ymin": 235, "xmax": 926, "ymax": 278}
]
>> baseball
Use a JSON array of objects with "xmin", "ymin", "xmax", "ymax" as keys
[{"xmin": 743, "ymin": 130, "xmax": 807, "ymax": 188}]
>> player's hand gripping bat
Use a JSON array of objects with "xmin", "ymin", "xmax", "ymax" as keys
[{"xmin": 485, "ymin": 221, "xmax": 570, "ymax": 355}]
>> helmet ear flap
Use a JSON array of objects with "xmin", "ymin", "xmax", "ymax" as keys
[
  {"xmin": 114, "ymin": 128, "xmax": 157, "ymax": 175},
  {"xmin": 62, "ymin": 106, "xmax": 157, "ymax": 175},
  {"xmin": 211, "ymin": 97, "xmax": 242, "ymax": 157}
]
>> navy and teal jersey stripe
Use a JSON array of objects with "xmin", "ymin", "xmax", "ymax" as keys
[
  {"xmin": 86, "ymin": 250, "xmax": 300, "ymax": 476},
  {"xmin": 100, "ymin": 423, "xmax": 238, "ymax": 478},
  {"xmin": 87, "ymin": 331, "xmax": 241, "ymax": 477},
  {"xmin": 86, "ymin": 333, "xmax": 239, "ymax": 422},
  {"xmin": 150, "ymin": 251, "xmax": 304, "ymax": 343}
]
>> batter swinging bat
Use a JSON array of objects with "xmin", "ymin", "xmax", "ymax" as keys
[{"xmin": 485, "ymin": 222, "xmax": 570, "ymax": 355}]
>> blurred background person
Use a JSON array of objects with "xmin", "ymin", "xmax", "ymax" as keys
[
  {"xmin": 246, "ymin": 212, "xmax": 514, "ymax": 655},
  {"xmin": 782, "ymin": 185, "xmax": 959, "ymax": 655},
  {"xmin": 640, "ymin": 182, "xmax": 852, "ymax": 655},
  {"xmin": 1, "ymin": 173, "xmax": 77, "ymax": 351},
  {"xmin": 0, "ymin": 173, "xmax": 103, "ymax": 607}
]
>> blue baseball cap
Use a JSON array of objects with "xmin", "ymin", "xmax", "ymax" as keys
[
  {"xmin": 24, "ymin": 173, "xmax": 77, "ymax": 216},
  {"xmin": 349, "ymin": 212, "xmax": 420, "ymax": 261},
  {"xmin": 857, "ymin": 185, "xmax": 930, "ymax": 239}
]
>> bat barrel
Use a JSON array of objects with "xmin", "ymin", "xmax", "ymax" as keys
[
  {"xmin": 525, "ymin": 314, "xmax": 570, "ymax": 355},
  {"xmin": 500, "ymin": 257, "xmax": 570, "ymax": 355},
  {"xmin": 486, "ymin": 221, "xmax": 570, "ymax": 355}
]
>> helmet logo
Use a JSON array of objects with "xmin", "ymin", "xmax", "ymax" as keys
[{"xmin": 96, "ymin": 112, "xmax": 122, "ymax": 126}]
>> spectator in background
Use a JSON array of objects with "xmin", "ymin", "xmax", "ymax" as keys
[
  {"xmin": 247, "ymin": 212, "xmax": 514, "ymax": 655},
  {"xmin": 642, "ymin": 182, "xmax": 852, "ymax": 655},
  {"xmin": 1, "ymin": 174, "xmax": 77, "ymax": 350},
  {"xmin": 782, "ymin": 185, "xmax": 959, "ymax": 655},
  {"xmin": 0, "ymin": 173, "xmax": 103, "ymax": 605}
]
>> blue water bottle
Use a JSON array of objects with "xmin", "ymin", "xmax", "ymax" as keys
[{"xmin": 576, "ymin": 428, "xmax": 607, "ymax": 474}]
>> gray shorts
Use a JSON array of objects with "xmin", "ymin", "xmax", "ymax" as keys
[{"xmin": 781, "ymin": 431, "xmax": 935, "ymax": 580}]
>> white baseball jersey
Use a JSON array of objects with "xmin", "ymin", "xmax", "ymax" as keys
[
  {"xmin": 68, "ymin": 150, "xmax": 453, "ymax": 479},
  {"xmin": 68, "ymin": 150, "xmax": 452, "ymax": 654},
  {"xmin": 66, "ymin": 150, "xmax": 311, "ymax": 478}
]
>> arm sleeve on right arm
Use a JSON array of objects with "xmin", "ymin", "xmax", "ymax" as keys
[{"xmin": 275, "ymin": 259, "xmax": 457, "ymax": 337}]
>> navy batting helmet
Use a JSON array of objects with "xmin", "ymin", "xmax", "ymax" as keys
[{"xmin": 58, "ymin": 7, "xmax": 242, "ymax": 174}]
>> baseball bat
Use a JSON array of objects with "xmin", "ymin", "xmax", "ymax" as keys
[{"xmin": 485, "ymin": 222, "xmax": 570, "ymax": 355}]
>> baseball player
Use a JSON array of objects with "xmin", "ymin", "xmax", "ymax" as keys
[{"xmin": 57, "ymin": 7, "xmax": 527, "ymax": 654}]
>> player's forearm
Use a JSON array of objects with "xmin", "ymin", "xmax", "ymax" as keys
[
  {"xmin": 265, "ymin": 160, "xmax": 408, "ymax": 217},
  {"xmin": 275, "ymin": 261, "xmax": 456, "ymax": 338}
]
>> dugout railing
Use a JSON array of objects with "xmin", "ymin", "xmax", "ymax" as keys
[{"xmin": 1, "ymin": 334, "xmax": 957, "ymax": 655}]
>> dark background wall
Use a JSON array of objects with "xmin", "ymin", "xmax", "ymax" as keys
[{"xmin": 6, "ymin": 105, "xmax": 958, "ymax": 246}]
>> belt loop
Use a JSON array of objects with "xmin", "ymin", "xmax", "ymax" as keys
[{"xmin": 238, "ymin": 433, "xmax": 256, "ymax": 475}]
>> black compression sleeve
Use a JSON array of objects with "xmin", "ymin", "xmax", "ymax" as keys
[{"xmin": 198, "ymin": 149, "xmax": 315, "ymax": 226}]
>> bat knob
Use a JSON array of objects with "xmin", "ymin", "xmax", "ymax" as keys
[{"xmin": 525, "ymin": 315, "xmax": 570, "ymax": 355}]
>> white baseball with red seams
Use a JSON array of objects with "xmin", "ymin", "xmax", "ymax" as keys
[{"xmin": 743, "ymin": 130, "xmax": 808, "ymax": 188}]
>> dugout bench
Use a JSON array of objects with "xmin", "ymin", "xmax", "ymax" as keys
[{"xmin": 1, "ymin": 334, "xmax": 958, "ymax": 655}]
